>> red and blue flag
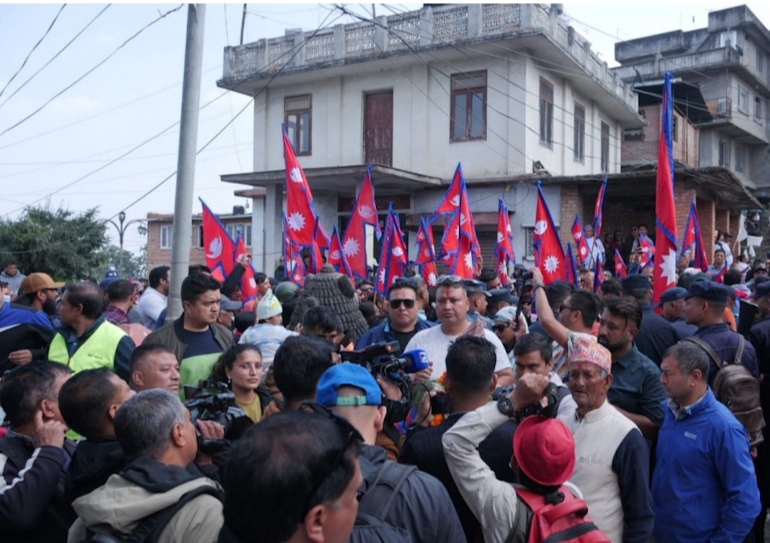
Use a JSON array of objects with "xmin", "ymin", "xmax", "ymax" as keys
[
  {"xmin": 534, "ymin": 182, "xmax": 567, "ymax": 284},
  {"xmin": 200, "ymin": 198, "xmax": 236, "ymax": 282}
]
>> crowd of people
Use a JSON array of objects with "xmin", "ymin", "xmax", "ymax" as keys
[{"xmin": 0, "ymin": 233, "xmax": 768, "ymax": 543}]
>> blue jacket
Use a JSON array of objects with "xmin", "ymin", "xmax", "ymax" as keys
[
  {"xmin": 652, "ymin": 390, "xmax": 760, "ymax": 543},
  {"xmin": 356, "ymin": 318, "xmax": 435, "ymax": 354}
]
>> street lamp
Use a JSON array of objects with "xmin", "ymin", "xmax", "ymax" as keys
[{"xmin": 106, "ymin": 211, "xmax": 146, "ymax": 277}]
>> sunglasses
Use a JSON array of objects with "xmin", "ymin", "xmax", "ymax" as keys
[
  {"xmin": 492, "ymin": 323, "xmax": 510, "ymax": 333},
  {"xmin": 299, "ymin": 402, "xmax": 364, "ymax": 510},
  {"xmin": 389, "ymin": 298, "xmax": 416, "ymax": 309},
  {"xmin": 559, "ymin": 303, "xmax": 577, "ymax": 312}
]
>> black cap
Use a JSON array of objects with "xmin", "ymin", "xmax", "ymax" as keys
[
  {"xmin": 462, "ymin": 279, "xmax": 491, "ymax": 297},
  {"xmin": 751, "ymin": 283, "xmax": 770, "ymax": 299},
  {"xmin": 488, "ymin": 288, "xmax": 517, "ymax": 305},
  {"xmin": 685, "ymin": 281, "xmax": 728, "ymax": 303},
  {"xmin": 621, "ymin": 274, "xmax": 651, "ymax": 291},
  {"xmin": 656, "ymin": 287, "xmax": 688, "ymax": 308}
]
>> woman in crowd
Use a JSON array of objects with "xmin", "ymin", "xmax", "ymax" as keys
[{"xmin": 211, "ymin": 344, "xmax": 271, "ymax": 423}]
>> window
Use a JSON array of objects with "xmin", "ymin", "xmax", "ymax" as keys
[
  {"xmin": 672, "ymin": 116, "xmax": 678, "ymax": 142},
  {"xmin": 600, "ymin": 122, "xmax": 610, "ymax": 173},
  {"xmin": 735, "ymin": 146, "xmax": 745, "ymax": 173},
  {"xmin": 524, "ymin": 227, "xmax": 535, "ymax": 259},
  {"xmin": 718, "ymin": 30, "xmax": 737, "ymax": 48},
  {"xmin": 540, "ymin": 78, "xmax": 554, "ymax": 145},
  {"xmin": 738, "ymin": 85, "xmax": 749, "ymax": 113},
  {"xmin": 285, "ymin": 95, "xmax": 312, "ymax": 155},
  {"xmin": 755, "ymin": 97, "xmax": 763, "ymax": 120},
  {"xmin": 757, "ymin": 52, "xmax": 765, "ymax": 74},
  {"xmin": 160, "ymin": 225, "xmax": 173, "ymax": 249},
  {"xmin": 197, "ymin": 225, "xmax": 204, "ymax": 248},
  {"xmin": 573, "ymin": 103, "xmax": 585, "ymax": 161},
  {"xmin": 226, "ymin": 223, "xmax": 252, "ymax": 247},
  {"xmin": 450, "ymin": 71, "xmax": 487, "ymax": 142},
  {"xmin": 719, "ymin": 139, "xmax": 730, "ymax": 167}
]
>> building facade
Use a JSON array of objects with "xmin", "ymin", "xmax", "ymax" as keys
[{"xmin": 218, "ymin": 3, "xmax": 644, "ymax": 273}]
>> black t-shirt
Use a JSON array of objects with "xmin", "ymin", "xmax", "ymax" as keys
[{"xmin": 393, "ymin": 329, "xmax": 418, "ymax": 356}]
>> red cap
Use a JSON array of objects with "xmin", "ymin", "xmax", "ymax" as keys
[{"xmin": 513, "ymin": 415, "xmax": 575, "ymax": 486}]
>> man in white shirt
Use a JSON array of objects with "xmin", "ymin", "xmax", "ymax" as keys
[
  {"xmin": 136, "ymin": 266, "xmax": 170, "ymax": 329},
  {"xmin": 405, "ymin": 278, "xmax": 514, "ymax": 386},
  {"xmin": 583, "ymin": 224, "xmax": 605, "ymax": 268}
]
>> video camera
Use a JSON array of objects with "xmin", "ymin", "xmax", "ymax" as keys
[
  {"xmin": 341, "ymin": 341, "xmax": 429, "ymax": 423},
  {"xmin": 491, "ymin": 382, "xmax": 561, "ymax": 421},
  {"xmin": 184, "ymin": 380, "xmax": 253, "ymax": 453}
]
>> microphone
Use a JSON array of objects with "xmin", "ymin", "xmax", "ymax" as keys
[{"xmin": 398, "ymin": 349, "xmax": 430, "ymax": 373}]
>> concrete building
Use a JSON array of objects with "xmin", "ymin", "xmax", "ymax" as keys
[
  {"xmin": 217, "ymin": 3, "xmax": 645, "ymax": 274},
  {"xmin": 613, "ymin": 5, "xmax": 770, "ymax": 198},
  {"xmin": 145, "ymin": 207, "xmax": 253, "ymax": 272}
]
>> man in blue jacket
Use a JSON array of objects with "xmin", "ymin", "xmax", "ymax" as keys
[{"xmin": 653, "ymin": 342, "xmax": 760, "ymax": 542}]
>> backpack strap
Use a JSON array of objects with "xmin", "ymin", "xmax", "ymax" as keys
[
  {"xmin": 0, "ymin": 436, "xmax": 33, "ymax": 472},
  {"xmin": 683, "ymin": 337, "xmax": 726, "ymax": 370},
  {"xmin": 734, "ymin": 336, "xmax": 745, "ymax": 366},
  {"xmin": 127, "ymin": 484, "xmax": 222, "ymax": 543},
  {"xmin": 359, "ymin": 461, "xmax": 417, "ymax": 521}
]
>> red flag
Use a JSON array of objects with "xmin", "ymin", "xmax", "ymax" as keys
[
  {"xmin": 290, "ymin": 253, "xmax": 306, "ymax": 286},
  {"xmin": 593, "ymin": 259, "xmax": 604, "ymax": 293},
  {"xmin": 458, "ymin": 178, "xmax": 481, "ymax": 262},
  {"xmin": 571, "ymin": 215, "xmax": 590, "ymax": 266},
  {"xmin": 309, "ymin": 224, "xmax": 326, "ymax": 274},
  {"xmin": 416, "ymin": 216, "xmax": 436, "ymax": 266},
  {"xmin": 421, "ymin": 261, "xmax": 439, "ymax": 287},
  {"xmin": 200, "ymin": 198, "xmax": 236, "ymax": 281},
  {"xmin": 652, "ymin": 72, "xmax": 679, "ymax": 304},
  {"xmin": 614, "ymin": 249, "xmax": 628, "ymax": 278},
  {"xmin": 681, "ymin": 199, "xmax": 709, "ymax": 272},
  {"xmin": 495, "ymin": 199, "xmax": 515, "ymax": 285},
  {"xmin": 234, "ymin": 232, "xmax": 258, "ymax": 303},
  {"xmin": 438, "ymin": 212, "xmax": 460, "ymax": 262},
  {"xmin": 534, "ymin": 182, "xmax": 567, "ymax": 284},
  {"xmin": 283, "ymin": 127, "xmax": 318, "ymax": 247},
  {"xmin": 433, "ymin": 163, "xmax": 463, "ymax": 220},
  {"xmin": 283, "ymin": 214, "xmax": 306, "ymax": 286},
  {"xmin": 375, "ymin": 205, "xmax": 408, "ymax": 295},
  {"xmin": 452, "ymin": 233, "xmax": 475, "ymax": 279},
  {"xmin": 713, "ymin": 264, "xmax": 728, "ymax": 284},
  {"xmin": 342, "ymin": 168, "xmax": 381, "ymax": 279},
  {"xmin": 328, "ymin": 227, "xmax": 354, "ymax": 280},
  {"xmin": 639, "ymin": 234, "xmax": 656, "ymax": 268},
  {"xmin": 566, "ymin": 243, "xmax": 579, "ymax": 287},
  {"xmin": 593, "ymin": 178, "xmax": 608, "ymax": 240}
]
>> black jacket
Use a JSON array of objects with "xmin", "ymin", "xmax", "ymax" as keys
[{"xmin": 65, "ymin": 438, "xmax": 127, "ymax": 503}]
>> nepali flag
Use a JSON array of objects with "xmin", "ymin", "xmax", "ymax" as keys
[
  {"xmin": 593, "ymin": 259, "xmax": 604, "ymax": 293},
  {"xmin": 308, "ymin": 223, "xmax": 327, "ymax": 274},
  {"xmin": 652, "ymin": 72, "xmax": 679, "ymax": 305},
  {"xmin": 571, "ymin": 215, "xmax": 590, "ymax": 266},
  {"xmin": 328, "ymin": 226, "xmax": 354, "ymax": 280},
  {"xmin": 234, "ymin": 232, "xmax": 258, "ymax": 303},
  {"xmin": 438, "ymin": 211, "xmax": 460, "ymax": 265},
  {"xmin": 200, "ymin": 198, "xmax": 236, "ymax": 282},
  {"xmin": 342, "ymin": 167, "xmax": 381, "ymax": 279},
  {"xmin": 566, "ymin": 243, "xmax": 580, "ymax": 288},
  {"xmin": 593, "ymin": 177, "xmax": 608, "ymax": 240},
  {"xmin": 375, "ymin": 204, "xmax": 408, "ymax": 295},
  {"xmin": 433, "ymin": 163, "xmax": 464, "ymax": 220},
  {"xmin": 289, "ymin": 253, "xmax": 307, "ymax": 286},
  {"xmin": 283, "ymin": 126, "xmax": 318, "ymax": 247},
  {"xmin": 712, "ymin": 263, "xmax": 728, "ymax": 284},
  {"xmin": 534, "ymin": 182, "xmax": 567, "ymax": 284},
  {"xmin": 416, "ymin": 217, "xmax": 439, "ymax": 287},
  {"xmin": 639, "ymin": 234, "xmax": 656, "ymax": 268},
  {"xmin": 456, "ymin": 179, "xmax": 481, "ymax": 275},
  {"xmin": 681, "ymin": 199, "xmax": 709, "ymax": 272},
  {"xmin": 495, "ymin": 199, "xmax": 515, "ymax": 285},
  {"xmin": 614, "ymin": 249, "xmax": 628, "ymax": 278}
]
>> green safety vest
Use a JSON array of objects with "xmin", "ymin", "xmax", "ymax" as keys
[{"xmin": 48, "ymin": 321, "xmax": 126, "ymax": 373}]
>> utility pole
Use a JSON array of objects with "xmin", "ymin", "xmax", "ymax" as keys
[{"xmin": 168, "ymin": 4, "xmax": 206, "ymax": 321}]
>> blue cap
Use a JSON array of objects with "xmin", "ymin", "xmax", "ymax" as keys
[
  {"xmin": 751, "ymin": 282, "xmax": 770, "ymax": 299},
  {"xmin": 656, "ymin": 287, "xmax": 688, "ymax": 308},
  {"xmin": 621, "ymin": 274, "xmax": 650, "ymax": 291},
  {"xmin": 316, "ymin": 363, "xmax": 383, "ymax": 407},
  {"xmin": 685, "ymin": 281, "xmax": 727, "ymax": 303}
]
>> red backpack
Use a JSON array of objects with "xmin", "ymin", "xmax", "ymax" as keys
[{"xmin": 508, "ymin": 486, "xmax": 611, "ymax": 543}]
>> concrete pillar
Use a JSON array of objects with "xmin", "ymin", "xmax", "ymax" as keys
[
  {"xmin": 251, "ymin": 196, "xmax": 265, "ymax": 273},
  {"xmin": 264, "ymin": 185, "xmax": 283, "ymax": 275},
  {"xmin": 715, "ymin": 208, "xmax": 729, "ymax": 237}
]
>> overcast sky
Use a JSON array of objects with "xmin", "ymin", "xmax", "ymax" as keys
[{"xmin": 1, "ymin": 1, "xmax": 769, "ymax": 256}]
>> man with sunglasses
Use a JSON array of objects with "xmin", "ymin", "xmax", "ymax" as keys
[
  {"xmin": 405, "ymin": 278, "xmax": 515, "ymax": 386},
  {"xmin": 356, "ymin": 278, "xmax": 435, "ymax": 356},
  {"xmin": 316, "ymin": 363, "xmax": 465, "ymax": 543}
]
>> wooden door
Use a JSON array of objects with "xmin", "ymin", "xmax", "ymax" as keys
[{"xmin": 364, "ymin": 92, "xmax": 393, "ymax": 166}]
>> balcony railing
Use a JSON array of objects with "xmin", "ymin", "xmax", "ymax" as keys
[{"xmin": 705, "ymin": 97, "xmax": 732, "ymax": 120}]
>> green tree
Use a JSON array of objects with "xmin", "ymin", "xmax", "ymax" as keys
[
  {"xmin": 0, "ymin": 205, "xmax": 107, "ymax": 281},
  {"xmin": 90, "ymin": 244, "xmax": 147, "ymax": 280}
]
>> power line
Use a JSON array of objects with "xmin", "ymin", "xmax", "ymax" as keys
[
  {"xmin": 0, "ymin": 5, "xmax": 111, "ymax": 110},
  {"xmin": 0, "ymin": 4, "xmax": 184, "ymax": 139},
  {"xmin": 0, "ymin": 4, "xmax": 67, "ymax": 100},
  {"xmin": 109, "ymin": 8, "xmax": 347, "ymax": 221}
]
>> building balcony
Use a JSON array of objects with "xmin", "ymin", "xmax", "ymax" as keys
[
  {"xmin": 704, "ymin": 97, "xmax": 732, "ymax": 121},
  {"xmin": 219, "ymin": 3, "xmax": 639, "ymax": 117}
]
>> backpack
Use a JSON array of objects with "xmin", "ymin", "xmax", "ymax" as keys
[
  {"xmin": 357, "ymin": 460, "xmax": 417, "ymax": 520},
  {"xmin": 350, "ymin": 512, "xmax": 413, "ymax": 543},
  {"xmin": 684, "ymin": 336, "xmax": 765, "ymax": 448},
  {"xmin": 507, "ymin": 486, "xmax": 610, "ymax": 543},
  {"xmin": 80, "ymin": 485, "xmax": 222, "ymax": 543}
]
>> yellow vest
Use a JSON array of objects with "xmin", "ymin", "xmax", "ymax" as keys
[{"xmin": 48, "ymin": 321, "xmax": 127, "ymax": 373}]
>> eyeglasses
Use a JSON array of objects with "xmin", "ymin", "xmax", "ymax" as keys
[
  {"xmin": 559, "ymin": 304, "xmax": 577, "ymax": 312},
  {"xmin": 492, "ymin": 323, "xmax": 510, "ymax": 333},
  {"xmin": 389, "ymin": 298, "xmax": 416, "ymax": 309},
  {"xmin": 299, "ymin": 402, "xmax": 364, "ymax": 511}
]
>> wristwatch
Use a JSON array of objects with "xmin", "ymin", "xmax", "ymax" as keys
[
  {"xmin": 533, "ymin": 283, "xmax": 546, "ymax": 292},
  {"xmin": 497, "ymin": 396, "xmax": 516, "ymax": 418}
]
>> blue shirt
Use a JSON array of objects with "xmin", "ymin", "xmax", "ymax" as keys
[
  {"xmin": 356, "ymin": 318, "xmax": 435, "ymax": 356},
  {"xmin": 608, "ymin": 345, "xmax": 665, "ymax": 424},
  {"xmin": 652, "ymin": 390, "xmax": 760, "ymax": 542},
  {"xmin": 633, "ymin": 304, "xmax": 679, "ymax": 366},
  {"xmin": 0, "ymin": 301, "xmax": 52, "ymax": 329}
]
